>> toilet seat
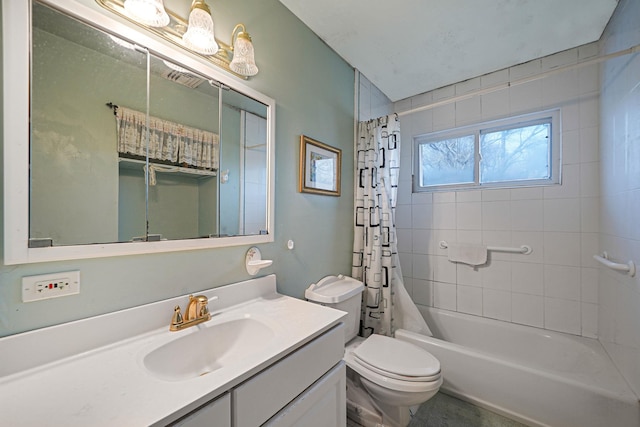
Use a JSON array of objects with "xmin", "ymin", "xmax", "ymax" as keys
[
  {"xmin": 354, "ymin": 357, "xmax": 441, "ymax": 382},
  {"xmin": 353, "ymin": 334, "xmax": 440, "ymax": 379},
  {"xmin": 344, "ymin": 334, "xmax": 442, "ymax": 393},
  {"xmin": 346, "ymin": 352, "xmax": 442, "ymax": 393}
]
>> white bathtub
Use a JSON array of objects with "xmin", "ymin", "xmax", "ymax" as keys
[{"xmin": 395, "ymin": 307, "xmax": 639, "ymax": 427}]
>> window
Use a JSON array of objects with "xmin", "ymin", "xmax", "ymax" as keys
[{"xmin": 413, "ymin": 110, "xmax": 560, "ymax": 191}]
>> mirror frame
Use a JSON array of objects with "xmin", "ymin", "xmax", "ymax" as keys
[{"xmin": 3, "ymin": 0, "xmax": 275, "ymax": 264}]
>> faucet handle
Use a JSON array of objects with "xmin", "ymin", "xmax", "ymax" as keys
[
  {"xmin": 200, "ymin": 304, "xmax": 209, "ymax": 317},
  {"xmin": 201, "ymin": 296, "xmax": 219, "ymax": 316},
  {"xmin": 191, "ymin": 295, "xmax": 210, "ymax": 319},
  {"xmin": 170, "ymin": 305, "xmax": 183, "ymax": 330}
]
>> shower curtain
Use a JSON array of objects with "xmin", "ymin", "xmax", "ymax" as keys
[{"xmin": 352, "ymin": 114, "xmax": 431, "ymax": 338}]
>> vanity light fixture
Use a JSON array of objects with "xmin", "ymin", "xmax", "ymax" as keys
[
  {"xmin": 96, "ymin": 0, "xmax": 259, "ymax": 79},
  {"xmin": 229, "ymin": 24, "xmax": 258, "ymax": 77},
  {"xmin": 123, "ymin": 0, "xmax": 169, "ymax": 27},
  {"xmin": 182, "ymin": 0, "xmax": 219, "ymax": 55}
]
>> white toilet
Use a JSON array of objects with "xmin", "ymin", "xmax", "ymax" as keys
[{"xmin": 306, "ymin": 275, "xmax": 442, "ymax": 427}]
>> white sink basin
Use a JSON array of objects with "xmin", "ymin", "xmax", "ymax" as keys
[{"xmin": 143, "ymin": 317, "xmax": 275, "ymax": 381}]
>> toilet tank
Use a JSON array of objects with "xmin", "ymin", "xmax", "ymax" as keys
[{"xmin": 305, "ymin": 275, "xmax": 364, "ymax": 343}]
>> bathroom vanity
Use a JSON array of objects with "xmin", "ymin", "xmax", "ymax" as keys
[{"xmin": 0, "ymin": 275, "xmax": 347, "ymax": 426}]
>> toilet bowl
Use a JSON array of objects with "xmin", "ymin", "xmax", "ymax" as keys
[
  {"xmin": 305, "ymin": 275, "xmax": 442, "ymax": 427},
  {"xmin": 344, "ymin": 335, "xmax": 442, "ymax": 426}
]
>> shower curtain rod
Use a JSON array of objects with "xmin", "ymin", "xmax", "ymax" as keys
[{"xmin": 397, "ymin": 43, "xmax": 640, "ymax": 117}]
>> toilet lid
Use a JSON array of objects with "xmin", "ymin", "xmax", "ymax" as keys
[
  {"xmin": 354, "ymin": 357, "xmax": 441, "ymax": 382},
  {"xmin": 353, "ymin": 335, "xmax": 440, "ymax": 380}
]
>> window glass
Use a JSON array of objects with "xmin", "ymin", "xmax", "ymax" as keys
[
  {"xmin": 413, "ymin": 110, "xmax": 559, "ymax": 192},
  {"xmin": 480, "ymin": 121, "xmax": 551, "ymax": 183},
  {"xmin": 419, "ymin": 135, "xmax": 475, "ymax": 186}
]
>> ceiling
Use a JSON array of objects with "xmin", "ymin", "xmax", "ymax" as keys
[{"xmin": 278, "ymin": 0, "xmax": 619, "ymax": 102}]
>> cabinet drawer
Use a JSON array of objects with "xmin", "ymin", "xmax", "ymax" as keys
[{"xmin": 233, "ymin": 324, "xmax": 344, "ymax": 427}]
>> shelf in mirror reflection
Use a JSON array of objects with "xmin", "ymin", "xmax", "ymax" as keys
[{"xmin": 118, "ymin": 157, "xmax": 217, "ymax": 178}]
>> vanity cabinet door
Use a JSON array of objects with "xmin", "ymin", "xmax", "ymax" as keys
[
  {"xmin": 232, "ymin": 324, "xmax": 344, "ymax": 427},
  {"xmin": 264, "ymin": 361, "xmax": 346, "ymax": 427},
  {"xmin": 169, "ymin": 393, "xmax": 231, "ymax": 427}
]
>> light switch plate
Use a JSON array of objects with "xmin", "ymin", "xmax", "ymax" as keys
[{"xmin": 22, "ymin": 271, "xmax": 80, "ymax": 302}]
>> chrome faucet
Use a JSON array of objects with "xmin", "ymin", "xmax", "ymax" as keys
[{"xmin": 170, "ymin": 294, "xmax": 212, "ymax": 331}]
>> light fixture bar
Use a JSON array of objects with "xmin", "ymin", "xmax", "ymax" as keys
[{"xmin": 96, "ymin": 0, "xmax": 248, "ymax": 79}]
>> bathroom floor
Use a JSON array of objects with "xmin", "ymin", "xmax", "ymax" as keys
[{"xmin": 408, "ymin": 392, "xmax": 527, "ymax": 427}]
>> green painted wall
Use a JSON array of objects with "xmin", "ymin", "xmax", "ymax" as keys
[{"xmin": 0, "ymin": 0, "xmax": 354, "ymax": 336}]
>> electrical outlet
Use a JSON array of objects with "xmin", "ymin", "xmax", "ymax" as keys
[{"xmin": 22, "ymin": 271, "xmax": 80, "ymax": 302}]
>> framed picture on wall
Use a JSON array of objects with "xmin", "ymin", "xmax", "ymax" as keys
[{"xmin": 299, "ymin": 135, "xmax": 341, "ymax": 196}]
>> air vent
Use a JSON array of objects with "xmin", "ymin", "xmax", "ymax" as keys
[{"xmin": 160, "ymin": 69, "xmax": 204, "ymax": 89}]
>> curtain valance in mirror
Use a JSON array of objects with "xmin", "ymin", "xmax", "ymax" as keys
[{"xmin": 115, "ymin": 105, "xmax": 219, "ymax": 170}]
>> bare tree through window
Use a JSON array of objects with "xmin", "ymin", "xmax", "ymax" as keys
[
  {"xmin": 420, "ymin": 135, "xmax": 474, "ymax": 186},
  {"xmin": 414, "ymin": 111, "xmax": 558, "ymax": 190},
  {"xmin": 480, "ymin": 122, "xmax": 550, "ymax": 183}
]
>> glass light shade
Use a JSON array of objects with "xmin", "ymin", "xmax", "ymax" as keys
[
  {"xmin": 230, "ymin": 35, "xmax": 258, "ymax": 76},
  {"xmin": 123, "ymin": 0, "xmax": 170, "ymax": 27},
  {"xmin": 182, "ymin": 7, "xmax": 219, "ymax": 55}
]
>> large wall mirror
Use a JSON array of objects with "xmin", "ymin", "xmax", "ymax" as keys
[{"xmin": 3, "ymin": 0, "xmax": 275, "ymax": 264}]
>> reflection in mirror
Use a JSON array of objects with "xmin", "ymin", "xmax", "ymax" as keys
[
  {"xmin": 119, "ymin": 54, "xmax": 221, "ymax": 241},
  {"xmin": 31, "ymin": 2, "xmax": 148, "ymax": 246},
  {"xmin": 6, "ymin": 0, "xmax": 275, "ymax": 263},
  {"xmin": 220, "ymin": 88, "xmax": 268, "ymax": 236}
]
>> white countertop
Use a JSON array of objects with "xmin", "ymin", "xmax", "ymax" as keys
[{"xmin": 0, "ymin": 275, "xmax": 345, "ymax": 426}]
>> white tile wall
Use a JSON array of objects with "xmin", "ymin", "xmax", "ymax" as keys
[
  {"xmin": 394, "ymin": 42, "xmax": 601, "ymax": 338},
  {"xmin": 457, "ymin": 285, "xmax": 483, "ymax": 315},
  {"xmin": 357, "ymin": 72, "xmax": 393, "ymax": 122},
  {"xmin": 457, "ymin": 263, "xmax": 482, "ymax": 287},
  {"xmin": 544, "ymin": 297, "xmax": 581, "ymax": 335},
  {"xmin": 511, "ymin": 262, "xmax": 544, "ymax": 295},
  {"xmin": 434, "ymin": 281, "xmax": 456, "ymax": 310},
  {"xmin": 457, "ymin": 202, "xmax": 482, "ymax": 230},
  {"xmin": 512, "ymin": 293, "xmax": 544, "ymax": 328},
  {"xmin": 598, "ymin": 0, "xmax": 640, "ymax": 397},
  {"xmin": 483, "ymin": 289, "xmax": 511, "ymax": 321},
  {"xmin": 412, "ymin": 279, "xmax": 433, "ymax": 306}
]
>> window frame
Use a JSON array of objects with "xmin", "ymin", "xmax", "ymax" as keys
[{"xmin": 412, "ymin": 109, "xmax": 561, "ymax": 192}]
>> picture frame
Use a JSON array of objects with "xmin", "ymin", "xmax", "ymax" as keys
[{"xmin": 298, "ymin": 135, "xmax": 342, "ymax": 196}]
